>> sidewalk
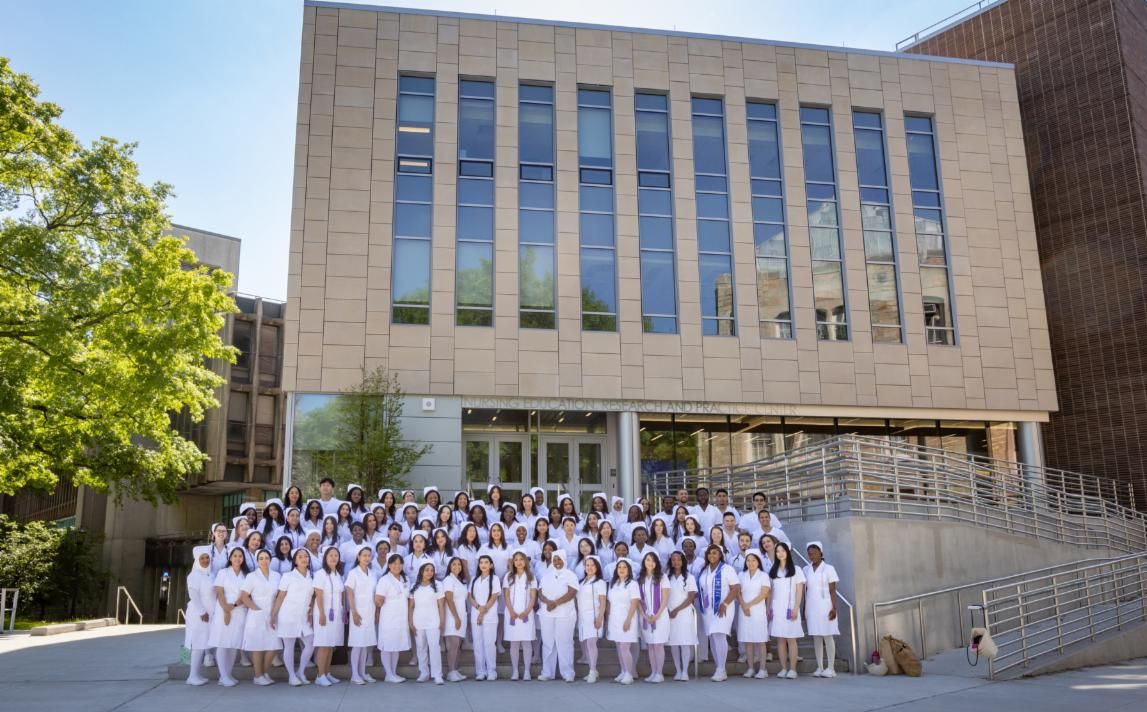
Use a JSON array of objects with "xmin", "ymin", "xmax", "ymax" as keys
[{"xmin": 0, "ymin": 626, "xmax": 1144, "ymax": 711}]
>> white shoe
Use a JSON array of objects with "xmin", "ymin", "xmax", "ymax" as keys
[
  {"xmin": 523, "ymin": 672, "xmax": 532, "ymax": 681},
  {"xmin": 315, "ymin": 676, "xmax": 332, "ymax": 687},
  {"xmin": 351, "ymin": 677, "xmax": 367, "ymax": 685},
  {"xmin": 272, "ymin": 654, "xmax": 284, "ymax": 667},
  {"xmin": 786, "ymin": 669, "xmax": 798, "ymax": 679},
  {"xmin": 218, "ymin": 677, "xmax": 238, "ymax": 688},
  {"xmin": 711, "ymin": 669, "xmax": 727, "ymax": 682},
  {"xmin": 538, "ymin": 675, "xmax": 553, "ymax": 682},
  {"xmin": 288, "ymin": 677, "xmax": 303, "ymax": 687},
  {"xmin": 766, "ymin": 652, "xmax": 773, "ymax": 662},
  {"xmin": 204, "ymin": 654, "xmax": 216, "ymax": 668},
  {"xmin": 434, "ymin": 677, "xmax": 444, "ymax": 685},
  {"xmin": 583, "ymin": 670, "xmax": 598, "ymax": 683},
  {"xmin": 778, "ymin": 669, "xmax": 788, "ymax": 679},
  {"xmin": 254, "ymin": 675, "xmax": 274, "ymax": 686},
  {"xmin": 417, "ymin": 673, "xmax": 430, "ymax": 683},
  {"xmin": 743, "ymin": 668, "xmax": 756, "ymax": 679},
  {"xmin": 385, "ymin": 675, "xmax": 405, "ymax": 684},
  {"xmin": 619, "ymin": 673, "xmax": 634, "ymax": 685},
  {"xmin": 327, "ymin": 673, "xmax": 342, "ymax": 684},
  {"xmin": 737, "ymin": 653, "xmax": 747, "ymax": 663},
  {"xmin": 487, "ymin": 671, "xmax": 498, "ymax": 681},
  {"xmin": 755, "ymin": 669, "xmax": 768, "ymax": 679},
  {"xmin": 824, "ymin": 669, "xmax": 836, "ymax": 678},
  {"xmin": 511, "ymin": 671, "xmax": 520, "ymax": 681},
  {"xmin": 363, "ymin": 672, "xmax": 377, "ymax": 683},
  {"xmin": 239, "ymin": 657, "xmax": 252, "ymax": 668},
  {"xmin": 185, "ymin": 676, "xmax": 209, "ymax": 686},
  {"xmin": 613, "ymin": 673, "xmax": 623, "ymax": 683},
  {"xmin": 299, "ymin": 675, "xmax": 312, "ymax": 685}
]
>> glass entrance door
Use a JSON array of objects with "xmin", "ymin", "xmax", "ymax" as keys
[
  {"xmin": 464, "ymin": 435, "xmax": 527, "ymax": 505},
  {"xmin": 464, "ymin": 433, "xmax": 606, "ymax": 512},
  {"xmin": 539, "ymin": 438, "xmax": 605, "ymax": 513}
]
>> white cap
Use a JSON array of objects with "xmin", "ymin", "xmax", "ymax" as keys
[
  {"xmin": 552, "ymin": 548, "xmax": 568, "ymax": 564},
  {"xmin": 346, "ymin": 483, "xmax": 363, "ymax": 495},
  {"xmin": 423, "ymin": 486, "xmax": 439, "ymax": 497},
  {"xmin": 806, "ymin": 540, "xmax": 824, "ymax": 556},
  {"xmin": 264, "ymin": 498, "xmax": 284, "ymax": 509},
  {"xmin": 378, "ymin": 488, "xmax": 392, "ymax": 500},
  {"xmin": 238, "ymin": 502, "xmax": 257, "ymax": 515}
]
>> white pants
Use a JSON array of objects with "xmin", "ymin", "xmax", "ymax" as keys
[
  {"xmin": 415, "ymin": 627, "xmax": 442, "ymax": 680},
  {"xmin": 472, "ymin": 614, "xmax": 499, "ymax": 678},
  {"xmin": 540, "ymin": 616, "xmax": 576, "ymax": 680}
]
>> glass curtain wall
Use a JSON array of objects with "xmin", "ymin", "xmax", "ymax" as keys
[{"xmin": 392, "ymin": 76, "xmax": 436, "ymax": 325}]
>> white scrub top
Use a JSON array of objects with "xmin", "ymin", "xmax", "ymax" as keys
[
  {"xmin": 374, "ymin": 572, "xmax": 411, "ymax": 652},
  {"xmin": 537, "ymin": 566, "xmax": 578, "ymax": 618},
  {"xmin": 802, "ymin": 562, "xmax": 840, "ymax": 637},
  {"xmin": 606, "ymin": 579, "xmax": 640, "ymax": 643},
  {"xmin": 410, "ymin": 583, "xmax": 445, "ymax": 630},
  {"xmin": 576, "ymin": 578, "xmax": 607, "ymax": 641}
]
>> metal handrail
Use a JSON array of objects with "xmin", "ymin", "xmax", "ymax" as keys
[
  {"xmin": 982, "ymin": 551, "xmax": 1147, "ymax": 679},
  {"xmin": 895, "ymin": 0, "xmax": 1007, "ymax": 50},
  {"xmin": 871, "ymin": 555, "xmax": 1121, "ymax": 659},
  {"xmin": 114, "ymin": 585, "xmax": 144, "ymax": 625},
  {"xmin": 0, "ymin": 588, "xmax": 19, "ymax": 632},
  {"xmin": 176, "ymin": 608, "xmax": 186, "ymax": 624},
  {"xmin": 792, "ymin": 547, "xmax": 858, "ymax": 675}
]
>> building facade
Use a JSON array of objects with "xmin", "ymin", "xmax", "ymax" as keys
[
  {"xmin": 901, "ymin": 0, "xmax": 1147, "ymax": 509},
  {"xmin": 284, "ymin": 1, "xmax": 1057, "ymax": 508}
]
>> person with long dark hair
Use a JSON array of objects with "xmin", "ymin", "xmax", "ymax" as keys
[
  {"xmin": 638, "ymin": 551, "xmax": 670, "ymax": 682},
  {"xmin": 374, "ymin": 553, "xmax": 411, "ymax": 683},
  {"xmin": 441, "ymin": 556, "xmax": 469, "ymax": 682},
  {"xmin": 239, "ymin": 549, "xmax": 281, "ymax": 686},
  {"xmin": 208, "ymin": 547, "xmax": 248, "ymax": 687},
  {"xmin": 283, "ymin": 486, "xmax": 305, "ymax": 513},
  {"xmin": 576, "ymin": 555, "xmax": 608, "ymax": 683},
  {"xmin": 698, "ymin": 543, "xmax": 741, "ymax": 682},
  {"xmin": 606, "ymin": 558, "xmax": 640, "ymax": 685},
  {"xmin": 666, "ymin": 550, "xmax": 698, "ymax": 681},
  {"xmin": 345, "ymin": 544, "xmax": 378, "ymax": 685},
  {"xmin": 768, "ymin": 541, "xmax": 805, "ymax": 679},
  {"xmin": 260, "ymin": 499, "xmax": 285, "ymax": 542},
  {"xmin": 737, "ymin": 551, "xmax": 771, "ymax": 679},
  {"xmin": 271, "ymin": 548, "xmax": 315, "ymax": 686},
  {"xmin": 409, "ymin": 562, "xmax": 446, "ymax": 685},
  {"xmin": 503, "ymin": 550, "xmax": 538, "ymax": 681},
  {"xmin": 312, "ymin": 547, "xmax": 345, "ymax": 686},
  {"xmin": 468, "ymin": 554, "xmax": 502, "ymax": 681}
]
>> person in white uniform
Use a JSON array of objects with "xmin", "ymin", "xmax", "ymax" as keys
[
  {"xmin": 468, "ymin": 554, "xmax": 502, "ymax": 681},
  {"xmin": 768, "ymin": 541, "xmax": 805, "ymax": 679},
  {"xmin": 536, "ymin": 548, "xmax": 579, "ymax": 682},
  {"xmin": 638, "ymin": 552, "xmax": 671, "ymax": 683},
  {"xmin": 577, "ymin": 555, "xmax": 608, "ymax": 683},
  {"xmin": 441, "ymin": 557, "xmax": 470, "ymax": 682},
  {"xmin": 665, "ymin": 551, "xmax": 698, "ymax": 681},
  {"xmin": 344, "ymin": 544, "xmax": 378, "ymax": 685},
  {"xmin": 238, "ymin": 550, "xmax": 281, "ymax": 685},
  {"xmin": 606, "ymin": 558, "xmax": 641, "ymax": 685},
  {"xmin": 271, "ymin": 548, "xmax": 315, "ymax": 686},
  {"xmin": 312, "ymin": 547, "xmax": 346, "ymax": 686},
  {"xmin": 737, "ymin": 551, "xmax": 771, "ymax": 679},
  {"xmin": 697, "ymin": 544, "xmax": 741, "ymax": 682},
  {"xmin": 207, "ymin": 547, "xmax": 248, "ymax": 687},
  {"xmin": 373, "ymin": 554, "xmax": 411, "ymax": 683},
  {"xmin": 408, "ymin": 562, "xmax": 445, "ymax": 685},
  {"xmin": 502, "ymin": 549, "xmax": 538, "ymax": 681},
  {"xmin": 802, "ymin": 541, "xmax": 840, "ymax": 678},
  {"xmin": 184, "ymin": 546, "xmax": 215, "ymax": 685}
]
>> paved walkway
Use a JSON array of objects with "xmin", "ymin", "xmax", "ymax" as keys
[{"xmin": 0, "ymin": 626, "xmax": 1144, "ymax": 711}]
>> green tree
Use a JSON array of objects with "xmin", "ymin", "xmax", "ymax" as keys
[
  {"xmin": 0, "ymin": 57, "xmax": 237, "ymax": 503},
  {"xmin": 326, "ymin": 367, "xmax": 432, "ymax": 497},
  {"xmin": 0, "ymin": 515, "xmax": 108, "ymax": 619}
]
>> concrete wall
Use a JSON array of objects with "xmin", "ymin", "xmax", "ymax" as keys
[
  {"xmin": 1024, "ymin": 621, "xmax": 1147, "ymax": 677},
  {"xmin": 397, "ymin": 394, "xmax": 463, "ymax": 491},
  {"xmin": 782, "ymin": 517, "xmax": 1125, "ymax": 660}
]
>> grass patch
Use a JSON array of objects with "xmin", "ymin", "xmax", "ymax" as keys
[{"xmin": 11, "ymin": 618, "xmax": 86, "ymax": 631}]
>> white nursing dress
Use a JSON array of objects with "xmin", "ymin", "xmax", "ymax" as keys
[
  {"xmin": 697, "ymin": 563, "xmax": 738, "ymax": 636},
  {"xmin": 639, "ymin": 576, "xmax": 671, "ymax": 644},
  {"xmin": 606, "ymin": 579, "xmax": 640, "ymax": 643},
  {"xmin": 802, "ymin": 562, "xmax": 840, "ymax": 636},
  {"xmin": 441, "ymin": 574, "xmax": 469, "ymax": 637},
  {"xmin": 502, "ymin": 573, "xmax": 537, "ymax": 641},
  {"xmin": 736, "ymin": 570, "xmax": 770, "ymax": 643},
  {"xmin": 769, "ymin": 567, "xmax": 806, "ymax": 639},
  {"xmin": 207, "ymin": 568, "xmax": 247, "ymax": 649},
  {"xmin": 576, "ymin": 578, "xmax": 607, "ymax": 640},
  {"xmin": 666, "ymin": 574, "xmax": 698, "ymax": 646},
  {"xmin": 374, "ymin": 573, "xmax": 411, "ymax": 652},
  {"xmin": 184, "ymin": 569, "xmax": 215, "ymax": 649},
  {"xmin": 240, "ymin": 569, "xmax": 282, "ymax": 651},
  {"xmin": 344, "ymin": 565, "xmax": 378, "ymax": 647},
  {"xmin": 311, "ymin": 568, "xmax": 346, "ymax": 647}
]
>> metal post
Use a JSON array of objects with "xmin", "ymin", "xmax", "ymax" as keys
[
  {"xmin": 918, "ymin": 598, "xmax": 926, "ymax": 657},
  {"xmin": 1084, "ymin": 575, "xmax": 1096, "ymax": 641},
  {"xmin": 1053, "ymin": 574, "xmax": 1065, "ymax": 651},
  {"xmin": 984, "ymin": 590, "xmax": 995, "ymax": 680},
  {"xmin": 1017, "ymin": 586, "xmax": 1029, "ymax": 669}
]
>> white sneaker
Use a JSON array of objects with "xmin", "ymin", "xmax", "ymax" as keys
[
  {"xmin": 755, "ymin": 669, "xmax": 768, "ymax": 679},
  {"xmin": 288, "ymin": 677, "xmax": 303, "ymax": 687},
  {"xmin": 487, "ymin": 671, "xmax": 498, "ymax": 681},
  {"xmin": 812, "ymin": 667, "xmax": 824, "ymax": 677},
  {"xmin": 218, "ymin": 677, "xmax": 238, "ymax": 688},
  {"xmin": 315, "ymin": 676, "xmax": 332, "ymax": 687},
  {"xmin": 743, "ymin": 668, "xmax": 756, "ymax": 679},
  {"xmin": 613, "ymin": 672, "xmax": 623, "ymax": 683},
  {"xmin": 474, "ymin": 673, "xmax": 486, "ymax": 681},
  {"xmin": 325, "ymin": 673, "xmax": 341, "ymax": 684},
  {"xmin": 538, "ymin": 675, "xmax": 553, "ymax": 682},
  {"xmin": 619, "ymin": 673, "xmax": 634, "ymax": 685},
  {"xmin": 300, "ymin": 676, "xmax": 312, "ymax": 685},
  {"xmin": 523, "ymin": 671, "xmax": 532, "ymax": 681},
  {"xmin": 417, "ymin": 673, "xmax": 430, "ymax": 683},
  {"xmin": 351, "ymin": 677, "xmax": 367, "ymax": 685},
  {"xmin": 185, "ymin": 676, "xmax": 209, "ymax": 686},
  {"xmin": 363, "ymin": 672, "xmax": 377, "ymax": 683},
  {"xmin": 204, "ymin": 654, "xmax": 216, "ymax": 668},
  {"xmin": 766, "ymin": 652, "xmax": 773, "ymax": 662},
  {"xmin": 434, "ymin": 677, "xmax": 444, "ymax": 685},
  {"xmin": 824, "ymin": 669, "xmax": 836, "ymax": 678},
  {"xmin": 711, "ymin": 670, "xmax": 727, "ymax": 682},
  {"xmin": 238, "ymin": 656, "xmax": 252, "ymax": 668},
  {"xmin": 737, "ymin": 653, "xmax": 747, "ymax": 663},
  {"xmin": 272, "ymin": 654, "xmax": 284, "ymax": 667},
  {"xmin": 786, "ymin": 669, "xmax": 798, "ymax": 679},
  {"xmin": 385, "ymin": 675, "xmax": 405, "ymax": 684},
  {"xmin": 511, "ymin": 671, "xmax": 520, "ymax": 681},
  {"xmin": 582, "ymin": 670, "xmax": 596, "ymax": 683},
  {"xmin": 254, "ymin": 675, "xmax": 274, "ymax": 686}
]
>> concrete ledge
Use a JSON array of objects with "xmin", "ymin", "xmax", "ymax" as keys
[
  {"xmin": 1020, "ymin": 619, "xmax": 1147, "ymax": 678},
  {"xmin": 28, "ymin": 618, "xmax": 119, "ymax": 636},
  {"xmin": 76, "ymin": 618, "xmax": 117, "ymax": 631}
]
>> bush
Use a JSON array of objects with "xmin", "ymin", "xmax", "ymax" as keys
[{"xmin": 0, "ymin": 514, "xmax": 108, "ymax": 619}]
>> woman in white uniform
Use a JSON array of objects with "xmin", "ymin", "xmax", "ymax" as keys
[
  {"xmin": 184, "ymin": 546, "xmax": 215, "ymax": 686},
  {"xmin": 271, "ymin": 548, "xmax": 314, "ymax": 686},
  {"xmin": 345, "ymin": 544, "xmax": 378, "ymax": 685},
  {"xmin": 737, "ymin": 551, "xmax": 771, "ymax": 679},
  {"xmin": 479, "ymin": 523, "xmax": 511, "ymax": 578},
  {"xmin": 537, "ymin": 548, "xmax": 579, "ymax": 682},
  {"xmin": 502, "ymin": 549, "xmax": 537, "ymax": 681},
  {"xmin": 408, "ymin": 562, "xmax": 445, "ymax": 685},
  {"xmin": 803, "ymin": 541, "xmax": 840, "ymax": 678},
  {"xmin": 441, "ymin": 556, "xmax": 469, "ymax": 682},
  {"xmin": 606, "ymin": 558, "xmax": 640, "ymax": 685},
  {"xmin": 697, "ymin": 544, "xmax": 741, "ymax": 682},
  {"xmin": 207, "ymin": 547, "xmax": 248, "ymax": 687},
  {"xmin": 374, "ymin": 554, "xmax": 411, "ymax": 683},
  {"xmin": 455, "ymin": 523, "xmax": 481, "ymax": 581},
  {"xmin": 312, "ymin": 547, "xmax": 345, "ymax": 686},
  {"xmin": 648, "ymin": 519, "xmax": 675, "ymax": 567},
  {"xmin": 665, "ymin": 550, "xmax": 698, "ymax": 681},
  {"xmin": 638, "ymin": 551, "xmax": 671, "ymax": 682},
  {"xmin": 768, "ymin": 541, "xmax": 805, "ymax": 679},
  {"xmin": 405, "ymin": 531, "xmax": 433, "ymax": 580},
  {"xmin": 576, "ymin": 555, "xmax": 607, "ymax": 683},
  {"xmin": 239, "ymin": 549, "xmax": 281, "ymax": 685},
  {"xmin": 468, "ymin": 554, "xmax": 502, "ymax": 681},
  {"xmin": 595, "ymin": 521, "xmax": 618, "ymax": 568}
]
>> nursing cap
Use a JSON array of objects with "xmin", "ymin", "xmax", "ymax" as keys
[
  {"xmin": 238, "ymin": 502, "xmax": 257, "ymax": 515},
  {"xmin": 470, "ymin": 499, "xmax": 485, "ymax": 509},
  {"xmin": 369, "ymin": 502, "xmax": 385, "ymax": 511},
  {"xmin": 285, "ymin": 506, "xmax": 301, "ymax": 515},
  {"xmin": 305, "ymin": 530, "xmax": 321, "ymax": 541},
  {"xmin": 611, "ymin": 496, "xmax": 625, "ymax": 508},
  {"xmin": 192, "ymin": 545, "xmax": 212, "ymax": 560},
  {"xmin": 402, "ymin": 502, "xmax": 419, "ymax": 512},
  {"xmin": 592, "ymin": 492, "xmax": 608, "ymax": 502},
  {"xmin": 356, "ymin": 544, "xmax": 374, "ymax": 557},
  {"xmin": 290, "ymin": 547, "xmax": 311, "ymax": 560},
  {"xmin": 806, "ymin": 541, "xmax": 824, "ymax": 555},
  {"xmin": 410, "ymin": 530, "xmax": 429, "ymax": 542},
  {"xmin": 378, "ymin": 488, "xmax": 392, "ymax": 500},
  {"xmin": 423, "ymin": 486, "xmax": 439, "ymax": 497},
  {"xmin": 211, "ymin": 522, "xmax": 227, "ymax": 534},
  {"xmin": 346, "ymin": 483, "xmax": 363, "ymax": 495},
  {"xmin": 264, "ymin": 498, "xmax": 283, "ymax": 509},
  {"xmin": 486, "ymin": 483, "xmax": 500, "ymax": 493},
  {"xmin": 231, "ymin": 515, "xmax": 246, "ymax": 527},
  {"xmin": 557, "ymin": 493, "xmax": 572, "ymax": 504},
  {"xmin": 501, "ymin": 502, "xmax": 518, "ymax": 512},
  {"xmin": 551, "ymin": 548, "xmax": 568, "ymax": 564}
]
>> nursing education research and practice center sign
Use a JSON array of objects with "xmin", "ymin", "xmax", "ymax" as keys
[{"xmin": 460, "ymin": 396, "xmax": 799, "ymax": 417}]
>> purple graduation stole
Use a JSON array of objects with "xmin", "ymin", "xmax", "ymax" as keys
[{"xmin": 640, "ymin": 578, "xmax": 662, "ymax": 630}]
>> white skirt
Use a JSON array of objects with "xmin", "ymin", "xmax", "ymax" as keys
[
  {"xmin": 184, "ymin": 614, "xmax": 210, "ymax": 650},
  {"xmin": 640, "ymin": 616, "xmax": 671, "ymax": 645},
  {"xmin": 701, "ymin": 607, "xmax": 734, "ymax": 637},
  {"xmin": 443, "ymin": 608, "xmax": 467, "ymax": 637},
  {"xmin": 667, "ymin": 607, "xmax": 698, "ymax": 646},
  {"xmin": 377, "ymin": 609, "xmax": 411, "ymax": 652},
  {"xmin": 312, "ymin": 603, "xmax": 346, "ymax": 647},
  {"xmin": 736, "ymin": 604, "xmax": 769, "ymax": 643},
  {"xmin": 242, "ymin": 609, "xmax": 281, "ymax": 651},
  {"xmin": 503, "ymin": 611, "xmax": 536, "ymax": 641},
  {"xmin": 805, "ymin": 595, "xmax": 840, "ymax": 637},
  {"xmin": 348, "ymin": 612, "xmax": 377, "ymax": 647},
  {"xmin": 607, "ymin": 610, "xmax": 638, "ymax": 643},
  {"xmin": 207, "ymin": 604, "xmax": 246, "ymax": 649},
  {"xmin": 577, "ymin": 615, "xmax": 602, "ymax": 641},
  {"xmin": 768, "ymin": 598, "xmax": 804, "ymax": 639},
  {"xmin": 275, "ymin": 603, "xmax": 310, "ymax": 639}
]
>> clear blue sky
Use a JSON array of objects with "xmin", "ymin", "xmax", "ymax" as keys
[{"xmin": 0, "ymin": 0, "xmax": 977, "ymax": 300}]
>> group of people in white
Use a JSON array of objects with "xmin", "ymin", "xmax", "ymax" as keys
[{"xmin": 185, "ymin": 478, "xmax": 842, "ymax": 688}]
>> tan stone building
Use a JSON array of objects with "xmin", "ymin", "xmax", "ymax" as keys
[{"xmin": 284, "ymin": 1, "xmax": 1057, "ymax": 508}]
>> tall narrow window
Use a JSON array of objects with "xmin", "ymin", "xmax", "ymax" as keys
[
  {"xmin": 800, "ymin": 106, "xmax": 848, "ymax": 341},
  {"xmin": 392, "ymin": 75, "xmax": 435, "ymax": 325},
  {"xmin": 518, "ymin": 85, "xmax": 556, "ymax": 329},
  {"xmin": 905, "ymin": 115, "xmax": 956, "ymax": 345},
  {"xmin": 636, "ymin": 93, "xmax": 677, "ymax": 334},
  {"xmin": 853, "ymin": 111, "xmax": 902, "ymax": 343},
  {"xmin": 692, "ymin": 97, "xmax": 735, "ymax": 336},
  {"xmin": 747, "ymin": 101, "xmax": 792, "ymax": 339},
  {"xmin": 578, "ymin": 89, "xmax": 617, "ymax": 331},
  {"xmin": 455, "ymin": 80, "xmax": 495, "ymax": 326}
]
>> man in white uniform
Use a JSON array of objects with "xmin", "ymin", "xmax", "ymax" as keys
[
  {"xmin": 688, "ymin": 487, "xmax": 722, "ymax": 533},
  {"xmin": 318, "ymin": 477, "xmax": 340, "ymax": 517},
  {"xmin": 738, "ymin": 492, "xmax": 782, "ymax": 534}
]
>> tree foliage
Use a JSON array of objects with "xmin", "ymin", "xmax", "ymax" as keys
[
  {"xmin": 0, "ymin": 57, "xmax": 237, "ymax": 503},
  {"xmin": 0, "ymin": 515, "xmax": 108, "ymax": 619}
]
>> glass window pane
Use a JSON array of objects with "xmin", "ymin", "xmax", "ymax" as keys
[
  {"xmin": 499, "ymin": 442, "xmax": 523, "ymax": 484},
  {"xmin": 456, "ymin": 242, "xmax": 493, "ymax": 307},
  {"xmin": 873, "ymin": 326, "xmax": 901, "ymax": 343},
  {"xmin": 800, "ymin": 106, "xmax": 829, "ymax": 123},
  {"xmin": 812, "ymin": 261, "xmax": 845, "ymax": 320},
  {"xmin": 580, "ymin": 249, "xmax": 617, "ymax": 313},
  {"xmin": 866, "ymin": 263, "xmax": 900, "ymax": 327},
  {"xmin": 810, "ymin": 227, "xmax": 841, "ymax": 260},
  {"xmin": 699, "ymin": 254, "xmax": 734, "ymax": 318},
  {"xmin": 395, "ymin": 202, "xmax": 432, "ymax": 237},
  {"xmin": 465, "ymin": 441, "xmax": 490, "ymax": 483},
  {"xmin": 458, "ymin": 177, "xmax": 493, "ymax": 206},
  {"xmin": 862, "ymin": 204, "xmax": 891, "ymax": 230},
  {"xmin": 863, "ymin": 230, "xmax": 894, "ymax": 262},
  {"xmin": 904, "ymin": 116, "xmax": 933, "ymax": 133},
  {"xmin": 579, "ymin": 213, "xmax": 614, "ymax": 247},
  {"xmin": 697, "ymin": 219, "xmax": 731, "ymax": 252},
  {"xmin": 808, "ymin": 201, "xmax": 838, "ymax": 227},
  {"xmin": 756, "ymin": 257, "xmax": 791, "ymax": 323},
  {"xmin": 580, "ymin": 168, "xmax": 612, "ymax": 185},
  {"xmin": 393, "ymin": 239, "xmax": 431, "ymax": 304},
  {"xmin": 458, "ymin": 205, "xmax": 493, "ymax": 241},
  {"xmin": 861, "ymin": 187, "xmax": 889, "ymax": 204},
  {"xmin": 644, "ymin": 316, "xmax": 677, "ymax": 333},
  {"xmin": 754, "ymin": 223, "xmax": 786, "ymax": 257},
  {"xmin": 640, "ymin": 250, "xmax": 677, "ymax": 316},
  {"xmin": 519, "ymin": 245, "xmax": 555, "ymax": 309},
  {"xmin": 578, "ymin": 89, "xmax": 610, "ymax": 107},
  {"xmin": 752, "ymin": 196, "xmax": 783, "ymax": 223},
  {"xmin": 520, "ymin": 182, "xmax": 553, "ymax": 209},
  {"xmin": 747, "ymin": 102, "xmax": 776, "ymax": 120},
  {"xmin": 639, "ymin": 172, "xmax": 671, "ymax": 188},
  {"xmin": 806, "ymin": 183, "xmax": 836, "ymax": 200},
  {"xmin": 580, "ymin": 185, "xmax": 613, "ymax": 212},
  {"xmin": 696, "ymin": 192, "xmax": 729, "ymax": 219},
  {"xmin": 400, "ymin": 76, "xmax": 434, "ymax": 94},
  {"xmin": 520, "ymin": 164, "xmax": 553, "ymax": 181},
  {"xmin": 692, "ymin": 115, "xmax": 727, "ymax": 174},
  {"xmin": 854, "ymin": 128, "xmax": 888, "ymax": 187},
  {"xmin": 578, "ymin": 107, "xmax": 612, "ymax": 168},
  {"xmin": 914, "ymin": 208, "xmax": 943, "ymax": 234},
  {"xmin": 913, "ymin": 190, "xmax": 941, "ymax": 207},
  {"xmin": 519, "ymin": 209, "xmax": 554, "ymax": 244},
  {"xmin": 520, "ymin": 102, "xmax": 554, "ymax": 164},
  {"xmin": 801, "ymin": 123, "xmax": 834, "ymax": 183},
  {"xmin": 853, "ymin": 112, "xmax": 881, "ymax": 129},
  {"xmin": 907, "ymin": 133, "xmax": 939, "ymax": 191},
  {"xmin": 519, "ymin": 85, "xmax": 553, "ymax": 103},
  {"xmin": 579, "ymin": 443, "xmax": 602, "ymax": 484},
  {"xmin": 917, "ymin": 233, "xmax": 947, "ymax": 265},
  {"xmin": 639, "ymin": 216, "xmax": 673, "ymax": 250},
  {"xmin": 398, "ymin": 93, "xmax": 434, "ymax": 123},
  {"xmin": 635, "ymin": 93, "xmax": 667, "ymax": 111},
  {"xmin": 459, "ymin": 97, "xmax": 495, "ymax": 161},
  {"xmin": 692, "ymin": 97, "xmax": 723, "ymax": 115},
  {"xmin": 638, "ymin": 189, "xmax": 673, "ymax": 216},
  {"xmin": 460, "ymin": 80, "xmax": 494, "ymax": 98},
  {"xmin": 695, "ymin": 175, "xmax": 727, "ymax": 193},
  {"xmin": 395, "ymin": 174, "xmax": 432, "ymax": 202},
  {"xmin": 921, "ymin": 267, "xmax": 953, "ymax": 328},
  {"xmin": 748, "ymin": 119, "xmax": 781, "ymax": 179},
  {"xmin": 635, "ymin": 110, "xmax": 670, "ymax": 172},
  {"xmin": 753, "ymin": 178, "xmax": 782, "ymax": 197}
]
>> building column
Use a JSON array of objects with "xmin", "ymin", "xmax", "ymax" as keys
[
  {"xmin": 1016, "ymin": 421, "xmax": 1045, "ymax": 499},
  {"xmin": 617, "ymin": 411, "xmax": 641, "ymax": 504}
]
